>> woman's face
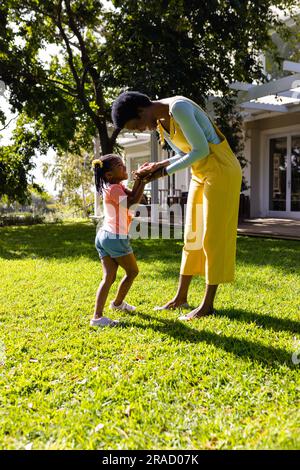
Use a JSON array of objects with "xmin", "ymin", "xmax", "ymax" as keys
[{"xmin": 124, "ymin": 106, "xmax": 157, "ymax": 132}]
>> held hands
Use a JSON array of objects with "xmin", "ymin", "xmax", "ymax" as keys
[
  {"xmin": 134, "ymin": 162, "xmax": 158, "ymax": 177},
  {"xmin": 132, "ymin": 162, "xmax": 167, "ymax": 183}
]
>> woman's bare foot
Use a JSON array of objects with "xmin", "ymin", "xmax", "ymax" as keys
[
  {"xmin": 178, "ymin": 304, "xmax": 215, "ymax": 320},
  {"xmin": 154, "ymin": 297, "xmax": 189, "ymax": 311}
]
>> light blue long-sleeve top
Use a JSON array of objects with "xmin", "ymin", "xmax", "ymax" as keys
[{"xmin": 160, "ymin": 99, "xmax": 221, "ymax": 175}]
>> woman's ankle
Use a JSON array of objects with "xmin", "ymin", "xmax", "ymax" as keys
[
  {"xmin": 174, "ymin": 296, "xmax": 188, "ymax": 304},
  {"xmin": 198, "ymin": 303, "xmax": 214, "ymax": 313},
  {"xmin": 163, "ymin": 297, "xmax": 188, "ymax": 307}
]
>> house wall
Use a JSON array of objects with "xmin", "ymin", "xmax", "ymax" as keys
[
  {"xmin": 120, "ymin": 112, "xmax": 300, "ymax": 219},
  {"xmin": 245, "ymin": 112, "xmax": 300, "ymax": 217}
]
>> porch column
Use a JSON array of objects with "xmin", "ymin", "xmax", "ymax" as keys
[
  {"xmin": 150, "ymin": 131, "xmax": 159, "ymax": 223},
  {"xmin": 249, "ymin": 127, "xmax": 261, "ymax": 217}
]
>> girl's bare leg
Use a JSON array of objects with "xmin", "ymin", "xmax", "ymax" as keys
[
  {"xmin": 113, "ymin": 253, "xmax": 139, "ymax": 306},
  {"xmin": 93, "ymin": 256, "xmax": 118, "ymax": 319}
]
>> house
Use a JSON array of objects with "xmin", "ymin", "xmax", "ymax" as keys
[
  {"xmin": 94, "ymin": 10, "xmax": 300, "ymax": 223},
  {"xmin": 115, "ymin": 62, "xmax": 300, "ymax": 222},
  {"xmin": 231, "ymin": 63, "xmax": 300, "ymax": 220}
]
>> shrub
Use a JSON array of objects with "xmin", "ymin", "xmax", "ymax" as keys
[{"xmin": 0, "ymin": 214, "xmax": 45, "ymax": 226}]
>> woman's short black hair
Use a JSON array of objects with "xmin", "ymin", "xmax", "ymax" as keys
[{"xmin": 111, "ymin": 91, "xmax": 152, "ymax": 129}]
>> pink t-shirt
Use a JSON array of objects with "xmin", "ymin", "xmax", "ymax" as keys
[{"xmin": 102, "ymin": 183, "xmax": 133, "ymax": 235}]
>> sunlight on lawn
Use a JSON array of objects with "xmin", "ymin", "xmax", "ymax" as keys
[{"xmin": 0, "ymin": 221, "xmax": 299, "ymax": 449}]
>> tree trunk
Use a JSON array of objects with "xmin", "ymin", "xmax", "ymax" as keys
[
  {"xmin": 96, "ymin": 120, "xmax": 122, "ymax": 155},
  {"xmin": 81, "ymin": 182, "xmax": 88, "ymax": 218},
  {"xmin": 97, "ymin": 120, "xmax": 113, "ymax": 154}
]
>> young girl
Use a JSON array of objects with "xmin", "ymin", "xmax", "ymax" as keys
[{"xmin": 90, "ymin": 154, "xmax": 147, "ymax": 327}]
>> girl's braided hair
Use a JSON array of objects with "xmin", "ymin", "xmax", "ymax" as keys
[{"xmin": 92, "ymin": 154, "xmax": 120, "ymax": 195}]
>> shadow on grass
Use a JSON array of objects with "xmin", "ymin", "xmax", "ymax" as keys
[
  {"xmin": 0, "ymin": 223, "xmax": 299, "ymax": 276},
  {"xmin": 117, "ymin": 310, "xmax": 298, "ymax": 370},
  {"xmin": 0, "ymin": 223, "xmax": 97, "ymax": 260},
  {"xmin": 0, "ymin": 223, "xmax": 182, "ymax": 264},
  {"xmin": 236, "ymin": 236, "xmax": 300, "ymax": 273},
  {"xmin": 217, "ymin": 308, "xmax": 300, "ymax": 335}
]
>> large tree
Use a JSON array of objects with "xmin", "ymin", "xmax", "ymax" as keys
[
  {"xmin": 0, "ymin": 0, "xmax": 115, "ymax": 154},
  {"xmin": 104, "ymin": 0, "xmax": 286, "ymax": 102},
  {"xmin": 0, "ymin": 0, "xmax": 298, "ymax": 202}
]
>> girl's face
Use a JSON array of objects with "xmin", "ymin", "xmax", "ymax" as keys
[
  {"xmin": 106, "ymin": 157, "xmax": 128, "ymax": 183},
  {"xmin": 125, "ymin": 106, "xmax": 157, "ymax": 132}
]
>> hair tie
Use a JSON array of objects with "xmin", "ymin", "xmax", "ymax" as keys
[{"xmin": 92, "ymin": 159, "xmax": 103, "ymax": 168}]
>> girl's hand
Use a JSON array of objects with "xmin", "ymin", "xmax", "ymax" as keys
[
  {"xmin": 139, "ymin": 163, "xmax": 156, "ymax": 172},
  {"xmin": 136, "ymin": 162, "xmax": 162, "ymax": 175},
  {"xmin": 132, "ymin": 161, "xmax": 168, "ymax": 180},
  {"xmin": 132, "ymin": 169, "xmax": 151, "ymax": 180},
  {"xmin": 139, "ymin": 162, "xmax": 152, "ymax": 169},
  {"xmin": 142, "ymin": 166, "xmax": 167, "ymax": 183}
]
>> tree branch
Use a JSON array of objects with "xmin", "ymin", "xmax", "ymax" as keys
[
  {"xmin": 63, "ymin": 1, "xmax": 105, "ymax": 109},
  {"xmin": 63, "ymin": 0, "xmax": 110, "ymax": 151},
  {"xmin": 0, "ymin": 115, "xmax": 18, "ymax": 132},
  {"xmin": 110, "ymin": 127, "xmax": 121, "ymax": 144},
  {"xmin": 56, "ymin": 1, "xmax": 102, "ymax": 130},
  {"xmin": 64, "ymin": 0, "xmax": 89, "ymax": 62},
  {"xmin": 68, "ymin": 40, "xmax": 82, "ymax": 51},
  {"xmin": 80, "ymin": 64, "xmax": 90, "ymax": 89},
  {"xmin": 46, "ymin": 78, "xmax": 78, "ymax": 96},
  {"xmin": 56, "ymin": 0, "xmax": 81, "ymax": 91}
]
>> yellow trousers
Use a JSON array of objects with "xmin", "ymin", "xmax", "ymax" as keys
[{"xmin": 180, "ymin": 138, "xmax": 242, "ymax": 284}]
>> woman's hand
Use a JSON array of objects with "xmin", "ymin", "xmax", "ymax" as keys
[
  {"xmin": 135, "ymin": 161, "xmax": 166, "ymax": 177},
  {"xmin": 132, "ymin": 161, "xmax": 169, "ymax": 181},
  {"xmin": 132, "ymin": 169, "xmax": 149, "ymax": 180},
  {"xmin": 142, "ymin": 166, "xmax": 167, "ymax": 182},
  {"xmin": 136, "ymin": 162, "xmax": 159, "ymax": 176},
  {"xmin": 133, "ymin": 164, "xmax": 154, "ymax": 180}
]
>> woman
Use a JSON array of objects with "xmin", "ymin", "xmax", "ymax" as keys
[{"xmin": 111, "ymin": 91, "xmax": 242, "ymax": 320}]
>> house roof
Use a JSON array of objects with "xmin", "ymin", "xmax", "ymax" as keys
[
  {"xmin": 231, "ymin": 61, "xmax": 300, "ymax": 121},
  {"xmin": 117, "ymin": 131, "xmax": 151, "ymax": 147}
]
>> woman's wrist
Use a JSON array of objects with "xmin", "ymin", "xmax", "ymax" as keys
[{"xmin": 159, "ymin": 160, "xmax": 170, "ymax": 168}]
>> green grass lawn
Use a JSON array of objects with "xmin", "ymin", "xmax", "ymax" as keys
[{"xmin": 0, "ymin": 221, "xmax": 299, "ymax": 450}]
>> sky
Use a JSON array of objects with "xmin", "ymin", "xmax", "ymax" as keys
[{"xmin": 0, "ymin": 91, "xmax": 58, "ymax": 195}]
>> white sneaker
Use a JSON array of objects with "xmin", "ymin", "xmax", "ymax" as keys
[
  {"xmin": 110, "ymin": 300, "xmax": 136, "ymax": 312},
  {"xmin": 90, "ymin": 316, "xmax": 119, "ymax": 327}
]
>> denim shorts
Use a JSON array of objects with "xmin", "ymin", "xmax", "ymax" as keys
[{"xmin": 95, "ymin": 229, "xmax": 133, "ymax": 259}]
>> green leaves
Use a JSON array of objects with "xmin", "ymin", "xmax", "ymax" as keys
[
  {"xmin": 0, "ymin": 0, "xmax": 299, "ymax": 203},
  {"xmin": 0, "ymin": 145, "xmax": 32, "ymax": 204}
]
